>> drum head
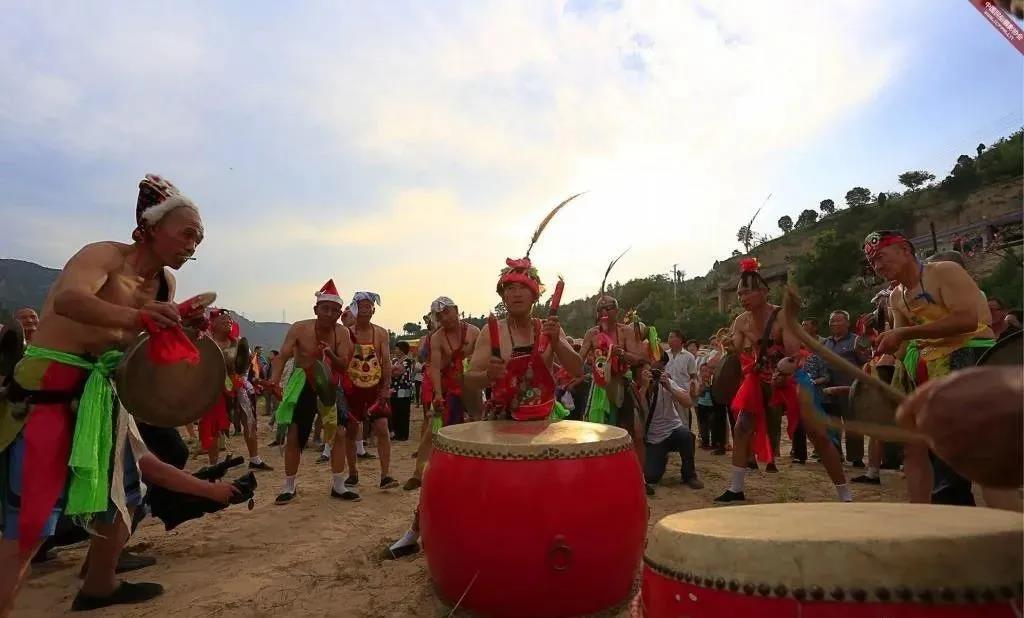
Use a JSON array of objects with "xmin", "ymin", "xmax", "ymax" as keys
[
  {"xmin": 646, "ymin": 504, "xmax": 1022, "ymax": 599},
  {"xmin": 847, "ymin": 378, "xmax": 899, "ymax": 426},
  {"xmin": 978, "ymin": 330, "xmax": 1022, "ymax": 367},
  {"xmin": 310, "ymin": 359, "xmax": 336, "ymax": 406},
  {"xmin": 116, "ymin": 328, "xmax": 226, "ymax": 428},
  {"xmin": 234, "ymin": 337, "xmax": 251, "ymax": 375},
  {"xmin": 711, "ymin": 353, "xmax": 742, "ymax": 407},
  {"xmin": 434, "ymin": 420, "xmax": 632, "ymax": 461},
  {"xmin": 0, "ymin": 320, "xmax": 25, "ymax": 378}
]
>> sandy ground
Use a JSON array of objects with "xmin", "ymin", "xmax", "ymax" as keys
[{"xmin": 13, "ymin": 406, "xmax": 908, "ymax": 617}]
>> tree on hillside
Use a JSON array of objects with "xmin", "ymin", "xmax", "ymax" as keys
[
  {"xmin": 402, "ymin": 322, "xmax": 421, "ymax": 336},
  {"xmin": 731, "ymin": 249, "xmax": 742, "ymax": 257},
  {"xmin": 793, "ymin": 229, "xmax": 865, "ymax": 322},
  {"xmin": 941, "ymin": 154, "xmax": 982, "ymax": 199},
  {"xmin": 736, "ymin": 226, "xmax": 754, "ymax": 251},
  {"xmin": 876, "ymin": 192, "xmax": 887, "ymax": 207},
  {"xmin": 777, "ymin": 215, "xmax": 793, "ymax": 234},
  {"xmin": 819, "ymin": 199, "xmax": 836, "ymax": 216},
  {"xmin": 976, "ymin": 143, "xmax": 986, "ymax": 158},
  {"xmin": 845, "ymin": 187, "xmax": 872, "ymax": 209},
  {"xmin": 795, "ymin": 209, "xmax": 818, "ymax": 228},
  {"xmin": 897, "ymin": 171, "xmax": 935, "ymax": 190}
]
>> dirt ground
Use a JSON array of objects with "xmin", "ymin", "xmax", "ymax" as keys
[{"xmin": 13, "ymin": 407, "xmax": 909, "ymax": 617}]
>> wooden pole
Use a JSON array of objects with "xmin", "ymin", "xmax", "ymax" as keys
[{"xmin": 930, "ymin": 221, "xmax": 939, "ymax": 254}]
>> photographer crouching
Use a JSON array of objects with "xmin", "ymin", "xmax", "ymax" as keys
[{"xmin": 637, "ymin": 356, "xmax": 704, "ymax": 497}]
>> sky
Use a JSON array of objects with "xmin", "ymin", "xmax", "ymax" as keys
[{"xmin": 2, "ymin": 1, "xmax": 1021, "ymax": 332}]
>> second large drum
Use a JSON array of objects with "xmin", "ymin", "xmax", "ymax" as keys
[{"xmin": 421, "ymin": 420, "xmax": 646, "ymax": 618}]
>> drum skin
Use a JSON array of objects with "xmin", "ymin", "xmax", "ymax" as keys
[
  {"xmin": 421, "ymin": 421, "xmax": 646, "ymax": 618},
  {"xmin": 641, "ymin": 503, "xmax": 1023, "ymax": 618}
]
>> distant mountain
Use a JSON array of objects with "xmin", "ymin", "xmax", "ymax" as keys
[{"xmin": 0, "ymin": 258, "xmax": 290, "ymax": 350}]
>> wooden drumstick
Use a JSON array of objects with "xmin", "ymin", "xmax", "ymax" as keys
[
  {"xmin": 782, "ymin": 285, "xmax": 906, "ymax": 405},
  {"xmin": 797, "ymin": 388, "xmax": 927, "ymax": 444}
]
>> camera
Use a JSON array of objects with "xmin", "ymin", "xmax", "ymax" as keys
[{"xmin": 650, "ymin": 368, "xmax": 663, "ymax": 381}]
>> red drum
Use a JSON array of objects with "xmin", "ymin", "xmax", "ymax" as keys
[
  {"xmin": 421, "ymin": 420, "xmax": 646, "ymax": 618},
  {"xmin": 642, "ymin": 503, "xmax": 1023, "ymax": 618}
]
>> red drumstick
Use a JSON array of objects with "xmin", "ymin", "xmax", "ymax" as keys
[
  {"xmin": 538, "ymin": 277, "xmax": 564, "ymax": 354},
  {"xmin": 488, "ymin": 313, "xmax": 501, "ymax": 358}
]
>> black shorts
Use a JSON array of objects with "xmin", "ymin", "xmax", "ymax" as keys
[{"xmin": 292, "ymin": 384, "xmax": 318, "ymax": 449}]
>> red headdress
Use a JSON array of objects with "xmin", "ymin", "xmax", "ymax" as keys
[
  {"xmin": 737, "ymin": 256, "xmax": 769, "ymax": 290},
  {"xmin": 496, "ymin": 193, "xmax": 583, "ymax": 300},
  {"xmin": 315, "ymin": 279, "xmax": 344, "ymax": 306},
  {"xmin": 863, "ymin": 230, "xmax": 913, "ymax": 260}
]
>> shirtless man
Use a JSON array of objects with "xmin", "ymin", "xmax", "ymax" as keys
[
  {"xmin": 866, "ymin": 230, "xmax": 995, "ymax": 506},
  {"xmin": 579, "ymin": 295, "xmax": 649, "ymax": 439},
  {"xmin": 403, "ymin": 296, "xmax": 479, "ymax": 491},
  {"xmin": 342, "ymin": 291, "xmax": 397, "ymax": 494},
  {"xmin": 713, "ymin": 258, "xmax": 850, "ymax": 503},
  {"xmin": 205, "ymin": 309, "xmax": 271, "ymax": 471},
  {"xmin": 267, "ymin": 279, "xmax": 351, "ymax": 504},
  {"xmin": 388, "ymin": 256, "xmax": 581, "ymax": 558},
  {"xmin": 0, "ymin": 174, "xmax": 238, "ymax": 615}
]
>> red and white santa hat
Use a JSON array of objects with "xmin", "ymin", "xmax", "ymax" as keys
[{"xmin": 316, "ymin": 279, "xmax": 344, "ymax": 306}]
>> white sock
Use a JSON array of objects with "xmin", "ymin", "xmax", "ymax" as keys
[
  {"xmin": 282, "ymin": 475, "xmax": 297, "ymax": 494},
  {"xmin": 332, "ymin": 473, "xmax": 347, "ymax": 494},
  {"xmin": 836, "ymin": 483, "xmax": 852, "ymax": 502},
  {"xmin": 250, "ymin": 455, "xmax": 263, "ymax": 465},
  {"xmin": 866, "ymin": 467, "xmax": 880, "ymax": 479},
  {"xmin": 356, "ymin": 440, "xmax": 367, "ymax": 456},
  {"xmin": 322, "ymin": 443, "xmax": 332, "ymax": 457},
  {"xmin": 389, "ymin": 529, "xmax": 419, "ymax": 552},
  {"xmin": 729, "ymin": 466, "xmax": 746, "ymax": 493}
]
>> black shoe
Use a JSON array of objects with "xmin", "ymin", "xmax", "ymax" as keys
[
  {"xmin": 358, "ymin": 452, "xmax": 376, "ymax": 459},
  {"xmin": 316, "ymin": 454, "xmax": 329, "ymax": 464},
  {"xmin": 683, "ymin": 478, "xmax": 705, "ymax": 490},
  {"xmin": 791, "ymin": 458, "xmax": 806, "ymax": 465},
  {"xmin": 403, "ymin": 477, "xmax": 422, "ymax": 491},
  {"xmin": 765, "ymin": 463, "xmax": 779, "ymax": 473},
  {"xmin": 115, "ymin": 552, "xmax": 156, "ymax": 574},
  {"xmin": 71, "ymin": 581, "xmax": 164, "ymax": 611},
  {"xmin": 267, "ymin": 440, "xmax": 281, "ymax": 448},
  {"xmin": 711, "ymin": 448, "xmax": 726, "ymax": 456},
  {"xmin": 275, "ymin": 491, "xmax": 296, "ymax": 505},
  {"xmin": 344, "ymin": 475, "xmax": 359, "ymax": 486},
  {"xmin": 380, "ymin": 476, "xmax": 399, "ymax": 489},
  {"xmin": 248, "ymin": 461, "xmax": 274, "ymax": 471},
  {"xmin": 851, "ymin": 460, "xmax": 866, "ymax": 469},
  {"xmin": 747, "ymin": 462, "xmax": 759, "ymax": 471},
  {"xmin": 851, "ymin": 474, "xmax": 881, "ymax": 485},
  {"xmin": 386, "ymin": 543, "xmax": 420, "ymax": 560},
  {"xmin": 714, "ymin": 490, "xmax": 746, "ymax": 503},
  {"xmin": 645, "ymin": 484, "xmax": 656, "ymax": 496},
  {"xmin": 331, "ymin": 488, "xmax": 361, "ymax": 501},
  {"xmin": 32, "ymin": 548, "xmax": 56, "ymax": 564}
]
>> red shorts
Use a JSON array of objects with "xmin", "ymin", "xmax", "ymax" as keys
[
  {"xmin": 198, "ymin": 394, "xmax": 231, "ymax": 450},
  {"xmin": 346, "ymin": 385, "xmax": 389, "ymax": 423}
]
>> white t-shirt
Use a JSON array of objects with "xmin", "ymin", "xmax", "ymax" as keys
[{"xmin": 666, "ymin": 349, "xmax": 697, "ymax": 385}]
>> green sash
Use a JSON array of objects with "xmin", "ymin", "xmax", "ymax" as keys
[
  {"xmin": 21, "ymin": 345, "xmax": 123, "ymax": 519},
  {"xmin": 274, "ymin": 369, "xmax": 307, "ymax": 442}
]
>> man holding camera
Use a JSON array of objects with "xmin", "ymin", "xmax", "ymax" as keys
[{"xmin": 638, "ymin": 354, "xmax": 704, "ymax": 497}]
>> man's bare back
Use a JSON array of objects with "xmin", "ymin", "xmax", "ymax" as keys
[{"xmin": 32, "ymin": 241, "xmax": 178, "ymax": 356}]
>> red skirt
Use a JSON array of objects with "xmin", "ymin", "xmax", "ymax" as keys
[{"xmin": 198, "ymin": 393, "xmax": 231, "ymax": 450}]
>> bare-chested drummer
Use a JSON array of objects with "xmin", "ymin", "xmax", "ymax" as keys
[
  {"xmin": 713, "ymin": 258, "xmax": 850, "ymax": 504},
  {"xmin": 0, "ymin": 174, "xmax": 240, "ymax": 615},
  {"xmin": 579, "ymin": 295, "xmax": 649, "ymax": 438},
  {"xmin": 266, "ymin": 279, "xmax": 352, "ymax": 504},
  {"xmin": 387, "ymin": 256, "xmax": 581, "ymax": 558},
  {"xmin": 403, "ymin": 296, "xmax": 479, "ymax": 491}
]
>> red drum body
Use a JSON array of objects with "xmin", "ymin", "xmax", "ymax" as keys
[
  {"xmin": 421, "ymin": 420, "xmax": 646, "ymax": 618},
  {"xmin": 642, "ymin": 503, "xmax": 1023, "ymax": 618}
]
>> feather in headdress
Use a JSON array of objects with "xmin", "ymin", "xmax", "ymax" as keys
[
  {"xmin": 739, "ymin": 257, "xmax": 761, "ymax": 273},
  {"xmin": 525, "ymin": 192, "xmax": 584, "ymax": 258},
  {"xmin": 599, "ymin": 247, "xmax": 631, "ymax": 296}
]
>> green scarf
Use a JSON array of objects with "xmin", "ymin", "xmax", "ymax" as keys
[
  {"xmin": 586, "ymin": 384, "xmax": 614, "ymax": 425},
  {"xmin": 22, "ymin": 345, "xmax": 123, "ymax": 518},
  {"xmin": 274, "ymin": 369, "xmax": 307, "ymax": 442},
  {"xmin": 903, "ymin": 338, "xmax": 995, "ymax": 383},
  {"xmin": 549, "ymin": 400, "xmax": 570, "ymax": 422}
]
